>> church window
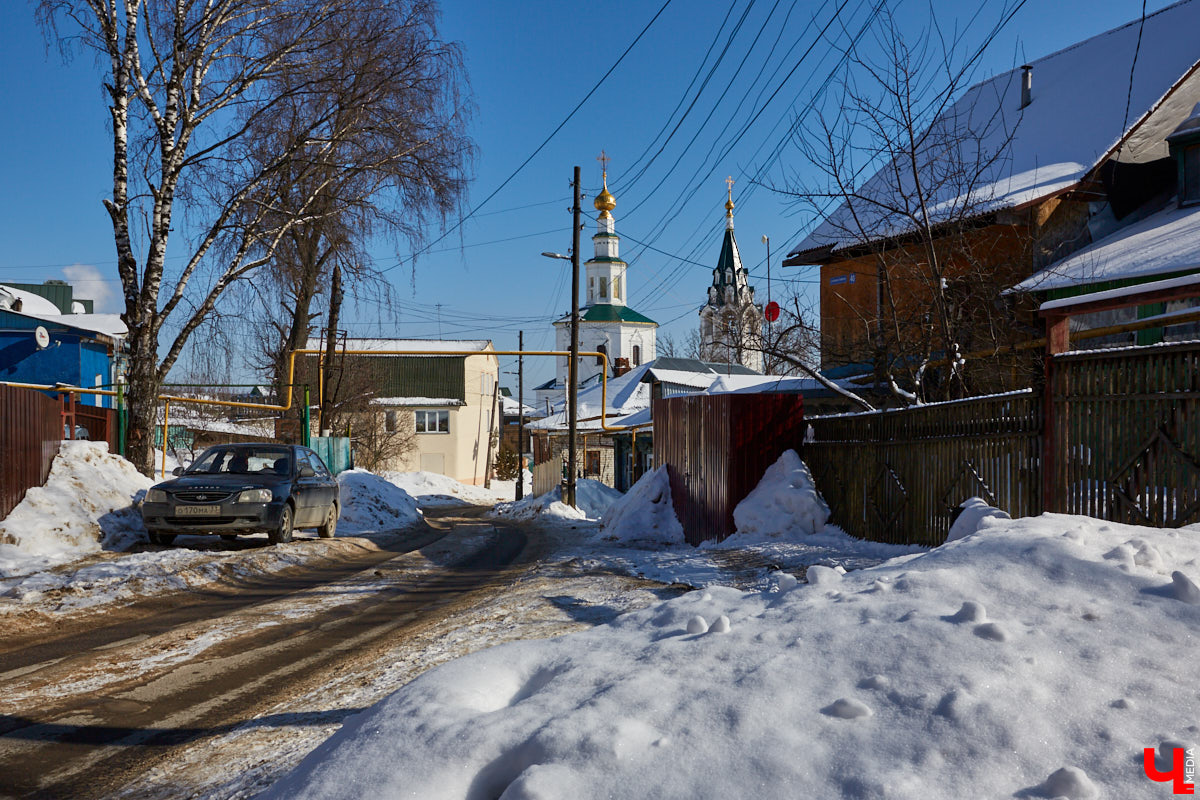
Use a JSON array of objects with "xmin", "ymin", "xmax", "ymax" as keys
[
  {"xmin": 633, "ymin": 345, "xmax": 641, "ymax": 366},
  {"xmin": 588, "ymin": 277, "xmax": 595, "ymax": 302},
  {"xmin": 613, "ymin": 276, "xmax": 620, "ymax": 300},
  {"xmin": 596, "ymin": 343, "xmax": 607, "ymax": 366},
  {"xmin": 599, "ymin": 277, "xmax": 609, "ymax": 299}
]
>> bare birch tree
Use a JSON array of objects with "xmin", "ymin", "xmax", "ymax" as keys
[{"xmin": 36, "ymin": 0, "xmax": 457, "ymax": 474}]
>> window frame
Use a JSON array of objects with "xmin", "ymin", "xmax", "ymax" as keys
[{"xmin": 415, "ymin": 409, "xmax": 451, "ymax": 434}]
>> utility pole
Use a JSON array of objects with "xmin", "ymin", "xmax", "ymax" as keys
[
  {"xmin": 567, "ymin": 166, "xmax": 581, "ymax": 508},
  {"xmin": 516, "ymin": 330, "xmax": 525, "ymax": 501}
]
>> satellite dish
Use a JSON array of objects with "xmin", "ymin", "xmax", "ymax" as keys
[{"xmin": 34, "ymin": 326, "xmax": 50, "ymax": 349}]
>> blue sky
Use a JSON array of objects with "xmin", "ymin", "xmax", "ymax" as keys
[{"xmin": 0, "ymin": 0, "xmax": 1179, "ymax": 391}]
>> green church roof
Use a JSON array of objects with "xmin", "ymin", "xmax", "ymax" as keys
[{"xmin": 560, "ymin": 304, "xmax": 657, "ymax": 325}]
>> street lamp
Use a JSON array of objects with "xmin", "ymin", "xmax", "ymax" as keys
[{"xmin": 541, "ymin": 165, "xmax": 582, "ymax": 508}]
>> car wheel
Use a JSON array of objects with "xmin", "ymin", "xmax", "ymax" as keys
[
  {"xmin": 148, "ymin": 531, "xmax": 177, "ymax": 546},
  {"xmin": 268, "ymin": 503, "xmax": 294, "ymax": 545},
  {"xmin": 317, "ymin": 503, "xmax": 338, "ymax": 539}
]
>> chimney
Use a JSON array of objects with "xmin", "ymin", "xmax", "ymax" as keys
[
  {"xmin": 613, "ymin": 357, "xmax": 631, "ymax": 377},
  {"xmin": 1020, "ymin": 65, "xmax": 1033, "ymax": 110}
]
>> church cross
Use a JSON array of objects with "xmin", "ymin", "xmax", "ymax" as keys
[
  {"xmin": 725, "ymin": 175, "xmax": 735, "ymax": 198},
  {"xmin": 598, "ymin": 150, "xmax": 611, "ymax": 175}
]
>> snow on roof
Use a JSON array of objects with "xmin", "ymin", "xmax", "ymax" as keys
[
  {"xmin": 302, "ymin": 338, "xmax": 493, "ymax": 354},
  {"xmin": 0, "ymin": 285, "xmax": 61, "ymax": 316},
  {"xmin": 707, "ymin": 374, "xmax": 841, "ymax": 395},
  {"xmin": 368, "ymin": 397, "xmax": 466, "ymax": 407},
  {"xmin": 641, "ymin": 368, "xmax": 717, "ymax": 390},
  {"xmin": 1012, "ymin": 201, "xmax": 1200, "ymax": 293},
  {"xmin": 500, "ymin": 395, "xmax": 540, "ymax": 416},
  {"xmin": 1039, "ymin": 271, "xmax": 1200, "ymax": 312},
  {"xmin": 789, "ymin": 0, "xmax": 1200, "ymax": 261},
  {"xmin": 527, "ymin": 363, "xmax": 654, "ymax": 431},
  {"xmin": 38, "ymin": 313, "xmax": 128, "ymax": 338},
  {"xmin": 170, "ymin": 415, "xmax": 277, "ymax": 438}
]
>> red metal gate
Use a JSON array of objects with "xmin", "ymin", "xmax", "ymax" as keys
[
  {"xmin": 653, "ymin": 393, "xmax": 806, "ymax": 545},
  {"xmin": 0, "ymin": 385, "xmax": 63, "ymax": 519}
]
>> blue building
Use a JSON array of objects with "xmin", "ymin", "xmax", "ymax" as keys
[{"xmin": 0, "ymin": 284, "xmax": 127, "ymax": 408}]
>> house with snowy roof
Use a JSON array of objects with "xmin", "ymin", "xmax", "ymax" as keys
[
  {"xmin": 302, "ymin": 338, "xmax": 499, "ymax": 484},
  {"xmin": 784, "ymin": 0, "xmax": 1200, "ymax": 389},
  {"xmin": 0, "ymin": 281, "xmax": 127, "ymax": 408}
]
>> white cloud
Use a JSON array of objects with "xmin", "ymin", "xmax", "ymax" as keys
[{"xmin": 62, "ymin": 263, "xmax": 120, "ymax": 313}]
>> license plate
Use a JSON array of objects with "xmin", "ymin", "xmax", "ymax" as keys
[{"xmin": 176, "ymin": 505, "xmax": 220, "ymax": 516}]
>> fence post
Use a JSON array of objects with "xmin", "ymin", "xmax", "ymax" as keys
[{"xmin": 1042, "ymin": 313, "xmax": 1070, "ymax": 514}]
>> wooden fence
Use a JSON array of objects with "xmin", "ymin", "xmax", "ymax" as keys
[
  {"xmin": 0, "ymin": 385, "xmax": 65, "ymax": 520},
  {"xmin": 805, "ymin": 392, "xmax": 1042, "ymax": 545},
  {"xmin": 1048, "ymin": 341, "xmax": 1200, "ymax": 527},
  {"xmin": 805, "ymin": 340, "xmax": 1200, "ymax": 545},
  {"xmin": 531, "ymin": 458, "xmax": 561, "ymax": 498}
]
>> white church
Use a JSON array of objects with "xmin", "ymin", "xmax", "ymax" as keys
[
  {"xmin": 699, "ymin": 179, "xmax": 764, "ymax": 372},
  {"xmin": 535, "ymin": 165, "xmax": 657, "ymax": 408}
]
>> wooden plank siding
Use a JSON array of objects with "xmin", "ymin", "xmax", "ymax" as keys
[{"xmin": 804, "ymin": 393, "xmax": 1043, "ymax": 546}]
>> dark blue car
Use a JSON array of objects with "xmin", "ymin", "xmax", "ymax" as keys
[{"xmin": 141, "ymin": 443, "xmax": 340, "ymax": 546}]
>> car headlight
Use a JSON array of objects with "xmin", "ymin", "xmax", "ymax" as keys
[
  {"xmin": 146, "ymin": 489, "xmax": 168, "ymax": 503},
  {"xmin": 235, "ymin": 489, "xmax": 273, "ymax": 503}
]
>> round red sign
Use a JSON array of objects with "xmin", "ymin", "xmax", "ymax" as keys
[{"xmin": 764, "ymin": 301, "xmax": 780, "ymax": 322}]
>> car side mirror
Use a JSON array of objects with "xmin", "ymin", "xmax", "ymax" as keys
[
  {"xmin": 299, "ymin": 466, "xmax": 316, "ymax": 478},
  {"xmin": 172, "ymin": 467, "xmax": 184, "ymax": 476}
]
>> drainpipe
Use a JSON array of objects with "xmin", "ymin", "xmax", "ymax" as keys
[{"xmin": 1020, "ymin": 65, "xmax": 1033, "ymax": 110}]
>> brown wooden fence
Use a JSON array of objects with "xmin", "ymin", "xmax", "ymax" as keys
[
  {"xmin": 0, "ymin": 385, "xmax": 65, "ymax": 520},
  {"xmin": 1048, "ymin": 341, "xmax": 1200, "ymax": 527},
  {"xmin": 805, "ymin": 392, "xmax": 1043, "ymax": 546}
]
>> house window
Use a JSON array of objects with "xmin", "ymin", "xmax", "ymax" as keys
[
  {"xmin": 1184, "ymin": 145, "xmax": 1200, "ymax": 205},
  {"xmin": 596, "ymin": 343, "xmax": 607, "ymax": 366},
  {"xmin": 599, "ymin": 277, "xmax": 609, "ymax": 299},
  {"xmin": 415, "ymin": 409, "xmax": 450, "ymax": 433},
  {"xmin": 385, "ymin": 410, "xmax": 397, "ymax": 432},
  {"xmin": 632, "ymin": 345, "xmax": 641, "ymax": 366}
]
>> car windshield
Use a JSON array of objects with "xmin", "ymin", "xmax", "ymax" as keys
[{"xmin": 186, "ymin": 447, "xmax": 292, "ymax": 476}]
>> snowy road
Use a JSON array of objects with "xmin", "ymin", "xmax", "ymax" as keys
[
  {"xmin": 0, "ymin": 507, "xmax": 682, "ymax": 800},
  {"xmin": 0, "ymin": 508, "xmax": 528, "ymax": 799}
]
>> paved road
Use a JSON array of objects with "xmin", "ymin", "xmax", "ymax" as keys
[{"xmin": 0, "ymin": 507, "xmax": 529, "ymax": 800}]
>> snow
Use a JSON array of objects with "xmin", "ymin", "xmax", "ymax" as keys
[
  {"xmin": 492, "ymin": 479, "xmax": 622, "ymax": 522},
  {"xmin": 1013, "ymin": 201, "xmax": 1200, "ymax": 294},
  {"xmin": 383, "ymin": 471, "xmax": 512, "ymax": 507},
  {"xmin": 946, "ymin": 496, "xmax": 1012, "ymax": 543},
  {"xmin": 1039, "ymin": 270, "xmax": 1200, "ymax": 311},
  {"xmin": 789, "ymin": 0, "xmax": 1200, "ymax": 259},
  {"xmin": 368, "ymin": 397, "xmax": 465, "ymax": 407},
  {"xmin": 599, "ymin": 467, "xmax": 685, "ymax": 545},
  {"xmin": 0, "ymin": 441, "xmax": 152, "ymax": 576},
  {"xmin": 335, "ymin": 470, "xmax": 422, "ymax": 532},
  {"xmin": 728, "ymin": 450, "xmax": 829, "ymax": 539},
  {"xmin": 305, "ymin": 338, "xmax": 492, "ymax": 353},
  {"xmin": 264, "ymin": 511, "xmax": 1200, "ymax": 799}
]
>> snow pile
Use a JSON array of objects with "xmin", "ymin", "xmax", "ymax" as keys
[
  {"xmin": 492, "ymin": 479, "xmax": 621, "ymax": 523},
  {"xmin": 599, "ymin": 467, "xmax": 684, "ymax": 545},
  {"xmin": 729, "ymin": 449, "xmax": 829, "ymax": 540},
  {"xmin": 0, "ymin": 441, "xmax": 152, "ymax": 576},
  {"xmin": 383, "ymin": 471, "xmax": 507, "ymax": 507},
  {"xmin": 336, "ymin": 470, "xmax": 422, "ymax": 533},
  {"xmin": 263, "ymin": 513, "xmax": 1200, "ymax": 799},
  {"xmin": 947, "ymin": 496, "xmax": 1012, "ymax": 542}
]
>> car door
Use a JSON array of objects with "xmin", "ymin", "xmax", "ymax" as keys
[
  {"xmin": 305, "ymin": 448, "xmax": 337, "ymax": 512},
  {"xmin": 292, "ymin": 449, "xmax": 321, "ymax": 525}
]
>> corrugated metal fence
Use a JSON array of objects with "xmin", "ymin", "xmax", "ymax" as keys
[
  {"xmin": 654, "ymin": 393, "xmax": 806, "ymax": 545},
  {"xmin": 805, "ymin": 392, "xmax": 1043, "ymax": 546},
  {"xmin": 0, "ymin": 385, "xmax": 64, "ymax": 520}
]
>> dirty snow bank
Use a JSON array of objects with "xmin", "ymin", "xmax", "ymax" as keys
[
  {"xmin": 263, "ymin": 513, "xmax": 1200, "ymax": 799},
  {"xmin": 491, "ymin": 479, "xmax": 620, "ymax": 522},
  {"xmin": 383, "ymin": 471, "xmax": 509, "ymax": 507},
  {"xmin": 599, "ymin": 466, "xmax": 684, "ymax": 545},
  {"xmin": 0, "ymin": 441, "xmax": 152, "ymax": 577},
  {"xmin": 336, "ymin": 470, "xmax": 422, "ymax": 533}
]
